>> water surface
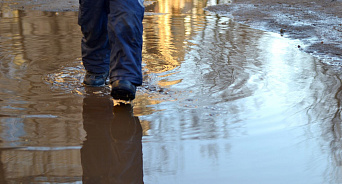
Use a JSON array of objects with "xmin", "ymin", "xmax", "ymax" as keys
[{"xmin": 1, "ymin": 0, "xmax": 342, "ymax": 183}]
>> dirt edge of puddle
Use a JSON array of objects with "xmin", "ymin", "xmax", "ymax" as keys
[{"xmin": 206, "ymin": 0, "xmax": 342, "ymax": 65}]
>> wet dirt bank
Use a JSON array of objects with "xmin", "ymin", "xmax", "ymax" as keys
[
  {"xmin": 0, "ymin": 0, "xmax": 154, "ymax": 12},
  {"xmin": 0, "ymin": 0, "xmax": 79, "ymax": 11},
  {"xmin": 206, "ymin": 0, "xmax": 342, "ymax": 65}
]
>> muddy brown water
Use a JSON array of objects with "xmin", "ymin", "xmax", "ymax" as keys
[{"xmin": 1, "ymin": 0, "xmax": 342, "ymax": 183}]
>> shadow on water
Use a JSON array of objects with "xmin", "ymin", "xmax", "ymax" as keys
[{"xmin": 2, "ymin": 0, "xmax": 342, "ymax": 183}]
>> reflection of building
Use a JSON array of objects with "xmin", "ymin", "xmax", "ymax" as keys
[
  {"xmin": 0, "ymin": 9, "xmax": 81, "ymax": 78},
  {"xmin": 142, "ymin": 0, "xmax": 207, "ymax": 77},
  {"xmin": 0, "ymin": 4, "xmax": 84, "ymax": 183},
  {"xmin": 0, "ymin": 0, "xmax": 263, "ymax": 183},
  {"xmin": 135, "ymin": 0, "xmax": 212, "ymax": 115},
  {"xmin": 142, "ymin": 0, "xmax": 233, "ymax": 88},
  {"xmin": 0, "ymin": 118, "xmax": 85, "ymax": 183},
  {"xmin": 2, "ymin": 149, "xmax": 82, "ymax": 183}
]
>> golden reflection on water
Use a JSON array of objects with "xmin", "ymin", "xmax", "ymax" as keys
[
  {"xmin": 3, "ymin": 0, "xmax": 342, "ymax": 183},
  {"xmin": 2, "ymin": 148, "xmax": 82, "ymax": 182},
  {"xmin": 142, "ymin": 0, "xmax": 207, "ymax": 75},
  {"xmin": 0, "ymin": 5, "xmax": 85, "ymax": 183},
  {"xmin": 134, "ymin": 0, "xmax": 209, "ymax": 114},
  {"xmin": 0, "ymin": 1, "xmax": 212, "ymax": 182}
]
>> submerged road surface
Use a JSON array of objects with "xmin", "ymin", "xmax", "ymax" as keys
[{"xmin": 1, "ymin": 0, "xmax": 342, "ymax": 183}]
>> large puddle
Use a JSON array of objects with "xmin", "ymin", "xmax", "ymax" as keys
[{"xmin": 1, "ymin": 0, "xmax": 342, "ymax": 183}]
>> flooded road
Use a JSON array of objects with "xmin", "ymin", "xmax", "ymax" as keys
[{"xmin": 1, "ymin": 0, "xmax": 342, "ymax": 183}]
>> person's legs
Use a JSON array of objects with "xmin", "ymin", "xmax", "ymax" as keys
[
  {"xmin": 78, "ymin": 0, "xmax": 110, "ymax": 86},
  {"xmin": 108, "ymin": 0, "xmax": 145, "ymax": 86}
]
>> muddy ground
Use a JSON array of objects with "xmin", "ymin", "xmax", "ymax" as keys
[
  {"xmin": 0, "ymin": 0, "xmax": 154, "ymax": 12},
  {"xmin": 1, "ymin": 0, "xmax": 79, "ymax": 11},
  {"xmin": 206, "ymin": 0, "xmax": 342, "ymax": 65}
]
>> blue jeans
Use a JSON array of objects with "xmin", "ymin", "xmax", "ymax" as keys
[{"xmin": 78, "ymin": 0, "xmax": 144, "ymax": 85}]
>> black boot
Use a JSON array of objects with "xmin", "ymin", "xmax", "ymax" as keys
[
  {"xmin": 111, "ymin": 80, "xmax": 136, "ymax": 101},
  {"xmin": 83, "ymin": 71, "xmax": 109, "ymax": 86}
]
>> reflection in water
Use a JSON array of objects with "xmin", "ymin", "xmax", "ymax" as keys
[
  {"xmin": 142, "ymin": 0, "xmax": 208, "ymax": 82},
  {"xmin": 140, "ymin": 1, "xmax": 342, "ymax": 183},
  {"xmin": 0, "ymin": 7, "xmax": 84, "ymax": 147},
  {"xmin": 81, "ymin": 89, "xmax": 143, "ymax": 184},
  {"xmin": 2, "ymin": 0, "xmax": 342, "ymax": 183},
  {"xmin": 324, "ymin": 71, "xmax": 342, "ymax": 183},
  {"xmin": 0, "ymin": 147, "xmax": 83, "ymax": 183},
  {"xmin": 0, "ymin": 149, "xmax": 7, "ymax": 184}
]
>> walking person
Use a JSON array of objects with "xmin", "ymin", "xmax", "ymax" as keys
[{"xmin": 78, "ymin": 0, "xmax": 145, "ymax": 101}]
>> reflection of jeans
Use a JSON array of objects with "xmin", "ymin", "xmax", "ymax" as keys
[
  {"xmin": 78, "ymin": 0, "xmax": 144, "ymax": 85},
  {"xmin": 0, "ymin": 150, "xmax": 7, "ymax": 184},
  {"xmin": 81, "ymin": 93, "xmax": 143, "ymax": 184}
]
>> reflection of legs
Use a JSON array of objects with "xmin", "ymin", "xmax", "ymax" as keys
[
  {"xmin": 81, "ymin": 94, "xmax": 114, "ymax": 184},
  {"xmin": 108, "ymin": 0, "xmax": 144, "ymax": 100},
  {"xmin": 110, "ymin": 104, "xmax": 143, "ymax": 183},
  {"xmin": 0, "ymin": 150, "xmax": 7, "ymax": 184},
  {"xmin": 81, "ymin": 92, "xmax": 143, "ymax": 184},
  {"xmin": 78, "ymin": 0, "xmax": 110, "ymax": 86}
]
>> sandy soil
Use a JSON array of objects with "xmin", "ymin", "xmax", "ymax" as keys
[{"xmin": 206, "ymin": 0, "xmax": 342, "ymax": 65}]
